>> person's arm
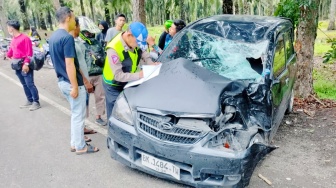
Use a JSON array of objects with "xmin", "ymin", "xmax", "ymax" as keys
[
  {"xmin": 64, "ymin": 36, "xmax": 79, "ymax": 98},
  {"xmin": 158, "ymin": 32, "xmax": 167, "ymax": 49},
  {"xmin": 79, "ymin": 69, "xmax": 94, "ymax": 93},
  {"xmin": 147, "ymin": 35, "xmax": 163, "ymax": 54},
  {"xmin": 140, "ymin": 51, "xmax": 155, "ymax": 65},
  {"xmin": 6, "ymin": 47, "xmax": 13, "ymax": 59},
  {"xmin": 65, "ymin": 60, "xmax": 78, "ymax": 90},
  {"xmin": 23, "ymin": 37, "xmax": 33, "ymax": 64},
  {"xmin": 104, "ymin": 28, "xmax": 112, "ymax": 42},
  {"xmin": 106, "ymin": 48, "xmax": 143, "ymax": 82}
]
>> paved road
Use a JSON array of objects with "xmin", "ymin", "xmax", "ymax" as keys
[{"xmin": 0, "ymin": 67, "xmax": 187, "ymax": 188}]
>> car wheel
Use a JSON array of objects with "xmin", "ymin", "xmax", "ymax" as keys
[{"xmin": 285, "ymin": 89, "xmax": 294, "ymax": 114}]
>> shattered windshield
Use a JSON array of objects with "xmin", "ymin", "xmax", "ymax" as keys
[{"xmin": 160, "ymin": 29, "xmax": 269, "ymax": 80}]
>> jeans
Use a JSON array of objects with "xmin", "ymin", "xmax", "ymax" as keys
[
  {"xmin": 15, "ymin": 69, "xmax": 39, "ymax": 103},
  {"xmin": 58, "ymin": 81, "xmax": 86, "ymax": 150},
  {"xmin": 102, "ymin": 81, "xmax": 122, "ymax": 121}
]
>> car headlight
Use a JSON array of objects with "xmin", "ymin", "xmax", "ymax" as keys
[{"xmin": 112, "ymin": 93, "xmax": 133, "ymax": 125}]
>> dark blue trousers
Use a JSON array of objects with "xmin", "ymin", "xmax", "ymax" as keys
[
  {"xmin": 15, "ymin": 69, "xmax": 39, "ymax": 103},
  {"xmin": 102, "ymin": 81, "xmax": 123, "ymax": 121}
]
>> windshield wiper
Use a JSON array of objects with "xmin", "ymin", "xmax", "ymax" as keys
[{"xmin": 191, "ymin": 57, "xmax": 218, "ymax": 62}]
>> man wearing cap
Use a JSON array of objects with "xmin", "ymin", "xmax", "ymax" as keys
[{"xmin": 103, "ymin": 22, "xmax": 159, "ymax": 120}]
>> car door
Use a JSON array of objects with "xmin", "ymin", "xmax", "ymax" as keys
[
  {"xmin": 270, "ymin": 33, "xmax": 290, "ymax": 139},
  {"xmin": 283, "ymin": 29, "xmax": 297, "ymax": 104}
]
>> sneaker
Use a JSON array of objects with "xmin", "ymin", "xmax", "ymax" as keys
[
  {"xmin": 95, "ymin": 118, "xmax": 107, "ymax": 126},
  {"xmin": 20, "ymin": 101, "xmax": 33, "ymax": 108},
  {"xmin": 29, "ymin": 102, "xmax": 41, "ymax": 111}
]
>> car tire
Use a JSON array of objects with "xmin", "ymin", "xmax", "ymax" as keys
[{"xmin": 285, "ymin": 89, "xmax": 294, "ymax": 114}]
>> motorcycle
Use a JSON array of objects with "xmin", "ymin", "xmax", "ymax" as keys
[
  {"xmin": 0, "ymin": 37, "xmax": 11, "ymax": 60},
  {"xmin": 30, "ymin": 36, "xmax": 53, "ymax": 69},
  {"xmin": 42, "ymin": 38, "xmax": 52, "ymax": 68}
]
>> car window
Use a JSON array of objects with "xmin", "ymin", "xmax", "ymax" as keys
[
  {"xmin": 273, "ymin": 34, "xmax": 286, "ymax": 77},
  {"xmin": 284, "ymin": 30, "xmax": 294, "ymax": 62},
  {"xmin": 159, "ymin": 29, "xmax": 269, "ymax": 80}
]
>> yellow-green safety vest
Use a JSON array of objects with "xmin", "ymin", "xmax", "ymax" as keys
[{"xmin": 102, "ymin": 33, "xmax": 142, "ymax": 87}]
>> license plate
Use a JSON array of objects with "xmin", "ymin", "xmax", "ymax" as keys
[{"xmin": 141, "ymin": 153, "xmax": 180, "ymax": 180}]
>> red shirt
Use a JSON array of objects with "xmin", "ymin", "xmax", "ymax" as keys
[{"xmin": 6, "ymin": 33, "xmax": 33, "ymax": 64}]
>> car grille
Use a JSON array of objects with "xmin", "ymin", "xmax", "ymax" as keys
[{"xmin": 137, "ymin": 112, "xmax": 204, "ymax": 144}]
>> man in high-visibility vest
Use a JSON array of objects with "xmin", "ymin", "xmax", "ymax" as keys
[{"xmin": 103, "ymin": 22, "xmax": 160, "ymax": 120}]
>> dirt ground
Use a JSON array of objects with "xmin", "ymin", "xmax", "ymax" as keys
[
  {"xmin": 249, "ymin": 58, "xmax": 336, "ymax": 188},
  {"xmin": 250, "ymin": 107, "xmax": 336, "ymax": 188}
]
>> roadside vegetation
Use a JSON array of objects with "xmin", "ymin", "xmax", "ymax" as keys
[{"xmin": 314, "ymin": 20, "xmax": 336, "ymax": 100}]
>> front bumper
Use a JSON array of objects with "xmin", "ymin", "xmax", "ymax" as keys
[{"xmin": 107, "ymin": 117, "xmax": 272, "ymax": 188}]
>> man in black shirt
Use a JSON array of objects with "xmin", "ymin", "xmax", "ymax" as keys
[{"xmin": 49, "ymin": 6, "xmax": 99, "ymax": 154}]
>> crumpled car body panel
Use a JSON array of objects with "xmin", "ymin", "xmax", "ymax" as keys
[{"xmin": 107, "ymin": 15, "xmax": 296, "ymax": 187}]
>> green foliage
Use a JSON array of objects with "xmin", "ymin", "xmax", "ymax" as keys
[
  {"xmin": 323, "ymin": 38, "xmax": 336, "ymax": 63},
  {"xmin": 274, "ymin": 0, "xmax": 300, "ymax": 28},
  {"xmin": 275, "ymin": 0, "xmax": 320, "ymax": 29},
  {"xmin": 313, "ymin": 68, "xmax": 336, "ymax": 100}
]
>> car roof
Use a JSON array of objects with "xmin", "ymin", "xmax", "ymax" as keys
[{"xmin": 187, "ymin": 14, "xmax": 293, "ymax": 43}]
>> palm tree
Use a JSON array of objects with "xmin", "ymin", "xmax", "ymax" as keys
[
  {"xmin": 132, "ymin": 0, "xmax": 146, "ymax": 25},
  {"xmin": 223, "ymin": 0, "xmax": 233, "ymax": 14},
  {"xmin": 328, "ymin": 0, "xmax": 336, "ymax": 30},
  {"xmin": 18, "ymin": 0, "xmax": 30, "ymax": 30}
]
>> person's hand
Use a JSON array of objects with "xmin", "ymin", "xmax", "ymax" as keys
[
  {"xmin": 70, "ymin": 87, "xmax": 79, "ymax": 99},
  {"xmin": 146, "ymin": 35, "xmax": 156, "ymax": 47},
  {"xmin": 139, "ymin": 70, "xmax": 144, "ymax": 78},
  {"xmin": 151, "ymin": 62, "xmax": 161, "ymax": 65},
  {"xmin": 22, "ymin": 64, "xmax": 29, "ymax": 73},
  {"xmin": 85, "ymin": 82, "xmax": 94, "ymax": 93}
]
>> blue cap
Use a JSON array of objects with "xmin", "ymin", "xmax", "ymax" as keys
[{"xmin": 129, "ymin": 22, "xmax": 148, "ymax": 51}]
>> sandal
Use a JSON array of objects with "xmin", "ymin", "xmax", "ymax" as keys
[
  {"xmin": 84, "ymin": 128, "xmax": 97, "ymax": 134},
  {"xmin": 84, "ymin": 136, "xmax": 91, "ymax": 142},
  {"xmin": 76, "ymin": 144, "xmax": 99, "ymax": 155},
  {"xmin": 70, "ymin": 140, "xmax": 91, "ymax": 152}
]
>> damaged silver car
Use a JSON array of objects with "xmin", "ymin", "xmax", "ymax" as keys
[{"xmin": 107, "ymin": 15, "xmax": 297, "ymax": 188}]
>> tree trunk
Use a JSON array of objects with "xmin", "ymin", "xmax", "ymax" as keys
[
  {"xmin": 80, "ymin": 0, "xmax": 86, "ymax": 16},
  {"xmin": 234, "ymin": 0, "xmax": 239, "ymax": 14},
  {"xmin": 0, "ymin": 1, "xmax": 9, "ymax": 37},
  {"xmin": 165, "ymin": 7, "xmax": 170, "ymax": 20},
  {"xmin": 32, "ymin": 12, "xmax": 37, "ymax": 29},
  {"xmin": 18, "ymin": 0, "xmax": 30, "ymax": 30},
  {"xmin": 222, "ymin": 0, "xmax": 233, "ymax": 14},
  {"xmin": 243, "ymin": 1, "xmax": 249, "ymax": 14},
  {"xmin": 53, "ymin": 0, "xmax": 60, "ymax": 9},
  {"xmin": 90, "ymin": 0, "xmax": 95, "ymax": 22},
  {"xmin": 103, "ymin": 0, "xmax": 110, "ymax": 25},
  {"xmin": 328, "ymin": 0, "xmax": 336, "ymax": 30},
  {"xmin": 40, "ymin": 13, "xmax": 47, "ymax": 30},
  {"xmin": 204, "ymin": 0, "xmax": 207, "ymax": 17},
  {"xmin": 59, "ymin": 0, "xmax": 65, "ymax": 7},
  {"xmin": 179, "ymin": 0, "xmax": 185, "ymax": 21},
  {"xmin": 294, "ymin": 0, "xmax": 320, "ymax": 98},
  {"xmin": 36, "ymin": 13, "xmax": 41, "ymax": 29},
  {"xmin": 47, "ymin": 8, "xmax": 53, "ymax": 31},
  {"xmin": 132, "ymin": 0, "xmax": 146, "ymax": 25}
]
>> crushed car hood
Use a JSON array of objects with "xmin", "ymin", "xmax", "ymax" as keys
[{"xmin": 124, "ymin": 58, "xmax": 249, "ymax": 116}]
